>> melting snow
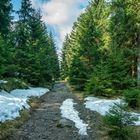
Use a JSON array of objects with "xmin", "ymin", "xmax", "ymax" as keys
[
  {"xmin": 0, "ymin": 80, "xmax": 8, "ymax": 84},
  {"xmin": 11, "ymin": 88, "xmax": 49, "ymax": 99},
  {"xmin": 0, "ymin": 88, "xmax": 49, "ymax": 122},
  {"xmin": 84, "ymin": 96, "xmax": 140, "ymax": 126},
  {"xmin": 60, "ymin": 99, "xmax": 88, "ymax": 136}
]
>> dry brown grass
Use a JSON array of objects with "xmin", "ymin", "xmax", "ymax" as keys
[
  {"xmin": 133, "ymin": 126, "xmax": 140, "ymax": 139},
  {"xmin": 66, "ymin": 82, "xmax": 85, "ymax": 100}
]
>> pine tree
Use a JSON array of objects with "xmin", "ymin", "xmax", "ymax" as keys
[
  {"xmin": 61, "ymin": 0, "xmax": 139, "ymax": 94},
  {"xmin": 85, "ymin": 0, "xmax": 140, "ymax": 96},
  {"xmin": 61, "ymin": 0, "xmax": 109, "ymax": 90},
  {"xmin": 61, "ymin": 35, "xmax": 71, "ymax": 79},
  {"xmin": 16, "ymin": 0, "xmax": 33, "ymax": 48},
  {"xmin": 104, "ymin": 103, "xmax": 138, "ymax": 139},
  {"xmin": 109, "ymin": 0, "xmax": 140, "ymax": 86},
  {"xmin": 0, "ymin": 37, "xmax": 8, "ymax": 78},
  {"xmin": 13, "ymin": 0, "xmax": 60, "ymax": 85},
  {"xmin": 18, "ymin": 0, "xmax": 33, "ymax": 22},
  {"xmin": 0, "ymin": 0, "xmax": 12, "ymax": 38},
  {"xmin": 0, "ymin": 0, "xmax": 14, "ymax": 79},
  {"xmin": 48, "ymin": 33, "xmax": 60, "ymax": 80}
]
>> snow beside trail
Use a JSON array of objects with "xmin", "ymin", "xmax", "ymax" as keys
[
  {"xmin": 0, "ymin": 80, "xmax": 8, "ymax": 84},
  {"xmin": 11, "ymin": 88, "xmax": 49, "ymax": 99},
  {"xmin": 0, "ymin": 90, "xmax": 29, "ymax": 122},
  {"xmin": 85, "ymin": 97, "xmax": 122, "ymax": 116},
  {"xmin": 84, "ymin": 96, "xmax": 140, "ymax": 126},
  {"xmin": 0, "ymin": 88, "xmax": 49, "ymax": 122},
  {"xmin": 60, "ymin": 99, "xmax": 88, "ymax": 136}
]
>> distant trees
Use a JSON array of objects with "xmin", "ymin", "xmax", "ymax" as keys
[
  {"xmin": 0, "ymin": 0, "xmax": 60, "ymax": 86},
  {"xmin": 61, "ymin": 0, "xmax": 140, "ymax": 96}
]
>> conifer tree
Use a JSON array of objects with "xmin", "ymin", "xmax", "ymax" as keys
[
  {"xmin": 0, "ymin": 0, "xmax": 12, "ymax": 38},
  {"xmin": 13, "ymin": 0, "xmax": 60, "ymax": 85},
  {"xmin": 0, "ymin": 0, "xmax": 13, "ymax": 78},
  {"xmin": 61, "ymin": 35, "xmax": 71, "ymax": 79},
  {"xmin": 48, "ymin": 33, "xmax": 60, "ymax": 80},
  {"xmin": 61, "ymin": 0, "xmax": 109, "ymax": 90},
  {"xmin": 61, "ymin": 0, "xmax": 140, "ymax": 95},
  {"xmin": 110, "ymin": 0, "xmax": 140, "ymax": 86}
]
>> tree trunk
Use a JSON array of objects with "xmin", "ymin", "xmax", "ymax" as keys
[{"xmin": 137, "ymin": 49, "xmax": 140, "ymax": 86}]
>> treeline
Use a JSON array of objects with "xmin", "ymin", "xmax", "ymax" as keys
[
  {"xmin": 61, "ymin": 0, "xmax": 140, "ymax": 97},
  {"xmin": 0, "ymin": 0, "xmax": 60, "ymax": 86}
]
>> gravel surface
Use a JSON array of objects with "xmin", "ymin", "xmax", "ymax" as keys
[{"xmin": 10, "ymin": 82, "xmax": 101, "ymax": 140}]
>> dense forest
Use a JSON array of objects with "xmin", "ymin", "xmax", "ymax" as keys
[
  {"xmin": 0, "ymin": 0, "xmax": 60, "ymax": 87},
  {"xmin": 61, "ymin": 1, "xmax": 140, "ymax": 137},
  {"xmin": 61, "ymin": 0, "xmax": 140, "ymax": 100},
  {"xmin": 1, "ymin": 0, "xmax": 140, "ymax": 139}
]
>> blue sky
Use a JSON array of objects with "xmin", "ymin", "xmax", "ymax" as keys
[
  {"xmin": 12, "ymin": 0, "xmax": 21, "ymax": 19},
  {"xmin": 11, "ymin": 0, "xmax": 89, "ymax": 51}
]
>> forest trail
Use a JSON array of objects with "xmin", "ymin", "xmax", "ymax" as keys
[{"xmin": 10, "ymin": 82, "xmax": 101, "ymax": 140}]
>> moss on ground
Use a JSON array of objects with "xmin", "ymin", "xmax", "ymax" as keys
[{"xmin": 0, "ymin": 78, "xmax": 29, "ymax": 92}]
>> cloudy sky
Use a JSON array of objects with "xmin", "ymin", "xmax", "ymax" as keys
[{"xmin": 12, "ymin": 0, "xmax": 89, "ymax": 50}]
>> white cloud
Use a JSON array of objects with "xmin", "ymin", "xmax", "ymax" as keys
[{"xmin": 31, "ymin": 0, "xmax": 88, "ymax": 49}]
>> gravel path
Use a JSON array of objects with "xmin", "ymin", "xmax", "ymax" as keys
[{"xmin": 10, "ymin": 82, "xmax": 101, "ymax": 140}]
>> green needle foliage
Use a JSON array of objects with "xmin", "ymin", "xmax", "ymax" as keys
[
  {"xmin": 104, "ymin": 103, "xmax": 138, "ymax": 140},
  {"xmin": 124, "ymin": 88, "xmax": 140, "ymax": 108},
  {"xmin": 0, "ymin": 0, "xmax": 60, "ymax": 86},
  {"xmin": 61, "ymin": 0, "xmax": 140, "ymax": 100},
  {"xmin": 0, "ymin": 0, "xmax": 12, "ymax": 38}
]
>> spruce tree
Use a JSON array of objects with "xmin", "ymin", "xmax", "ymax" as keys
[
  {"xmin": 61, "ymin": 35, "xmax": 71, "ymax": 80},
  {"xmin": 109, "ymin": 0, "xmax": 140, "ymax": 86},
  {"xmin": 0, "ymin": 37, "xmax": 8, "ymax": 78},
  {"xmin": 48, "ymin": 33, "xmax": 60, "ymax": 80},
  {"xmin": 0, "ymin": 0, "xmax": 12, "ymax": 38},
  {"xmin": 0, "ymin": 0, "xmax": 14, "ymax": 79},
  {"xmin": 61, "ymin": 0, "xmax": 109, "ymax": 90},
  {"xmin": 14, "ymin": 0, "xmax": 60, "ymax": 85}
]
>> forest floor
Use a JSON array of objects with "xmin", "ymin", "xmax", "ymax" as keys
[{"xmin": 9, "ymin": 82, "xmax": 107, "ymax": 140}]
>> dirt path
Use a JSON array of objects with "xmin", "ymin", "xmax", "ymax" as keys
[{"xmin": 10, "ymin": 82, "xmax": 101, "ymax": 140}]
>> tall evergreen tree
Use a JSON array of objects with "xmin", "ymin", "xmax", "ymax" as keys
[
  {"xmin": 110, "ymin": 0, "xmax": 140, "ymax": 86},
  {"xmin": 13, "ymin": 0, "xmax": 60, "ymax": 85},
  {"xmin": 61, "ymin": 35, "xmax": 71, "ymax": 79},
  {"xmin": 61, "ymin": 0, "xmax": 109, "ymax": 90},
  {"xmin": 61, "ymin": 0, "xmax": 139, "ymax": 95},
  {"xmin": 48, "ymin": 33, "xmax": 60, "ymax": 80},
  {"xmin": 0, "ymin": 0, "xmax": 12, "ymax": 38},
  {"xmin": 0, "ymin": 0, "xmax": 14, "ymax": 79},
  {"xmin": 16, "ymin": 0, "xmax": 33, "ymax": 48},
  {"xmin": 18, "ymin": 0, "xmax": 33, "ymax": 22},
  {"xmin": 0, "ymin": 37, "xmax": 8, "ymax": 78}
]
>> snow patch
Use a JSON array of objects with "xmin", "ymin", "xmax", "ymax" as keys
[
  {"xmin": 0, "ymin": 80, "xmax": 8, "ymax": 84},
  {"xmin": 60, "ymin": 99, "xmax": 88, "ymax": 136},
  {"xmin": 84, "ymin": 96, "xmax": 140, "ymax": 126},
  {"xmin": 85, "ymin": 97, "xmax": 122, "ymax": 116},
  {"xmin": 11, "ymin": 88, "xmax": 49, "ymax": 99},
  {"xmin": 0, "ymin": 90, "xmax": 29, "ymax": 122},
  {"xmin": 0, "ymin": 88, "xmax": 49, "ymax": 122}
]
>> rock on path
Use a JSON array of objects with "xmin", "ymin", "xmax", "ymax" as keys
[{"xmin": 10, "ymin": 82, "xmax": 101, "ymax": 140}]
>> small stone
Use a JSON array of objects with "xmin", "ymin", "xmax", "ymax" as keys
[
  {"xmin": 57, "ymin": 119, "xmax": 74, "ymax": 128},
  {"xmin": 79, "ymin": 135, "xmax": 88, "ymax": 140}
]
